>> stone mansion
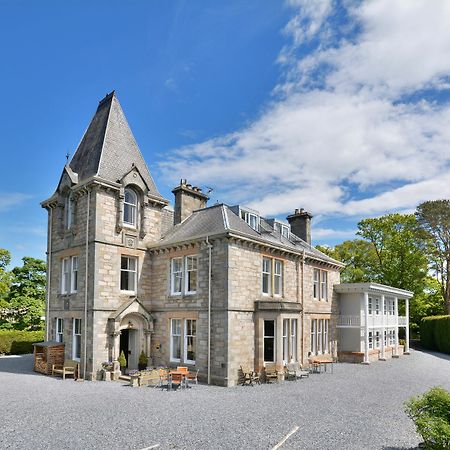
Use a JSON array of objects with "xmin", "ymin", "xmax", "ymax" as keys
[{"xmin": 41, "ymin": 92, "xmax": 413, "ymax": 385}]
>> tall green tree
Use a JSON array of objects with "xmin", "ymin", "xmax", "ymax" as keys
[
  {"xmin": 416, "ymin": 200, "xmax": 450, "ymax": 314},
  {"xmin": 357, "ymin": 214, "xmax": 429, "ymax": 295},
  {"xmin": 0, "ymin": 248, "xmax": 12, "ymax": 298},
  {"xmin": 0, "ymin": 256, "xmax": 46, "ymax": 331}
]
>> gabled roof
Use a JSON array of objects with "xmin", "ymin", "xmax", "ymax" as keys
[
  {"xmin": 68, "ymin": 91, "xmax": 163, "ymax": 199},
  {"xmin": 153, "ymin": 204, "xmax": 343, "ymax": 266}
]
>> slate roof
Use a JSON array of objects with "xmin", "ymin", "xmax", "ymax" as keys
[
  {"xmin": 156, "ymin": 204, "xmax": 343, "ymax": 266},
  {"xmin": 69, "ymin": 91, "xmax": 163, "ymax": 199}
]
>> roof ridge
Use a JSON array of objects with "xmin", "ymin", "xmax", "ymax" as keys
[{"xmin": 95, "ymin": 94, "xmax": 114, "ymax": 178}]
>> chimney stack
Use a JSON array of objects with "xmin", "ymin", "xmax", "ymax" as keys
[
  {"xmin": 286, "ymin": 208, "xmax": 313, "ymax": 244},
  {"xmin": 172, "ymin": 179, "xmax": 209, "ymax": 225}
]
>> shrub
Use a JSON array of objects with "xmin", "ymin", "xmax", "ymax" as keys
[
  {"xmin": 138, "ymin": 350, "xmax": 148, "ymax": 369},
  {"xmin": 405, "ymin": 387, "xmax": 450, "ymax": 449},
  {"xmin": 118, "ymin": 350, "xmax": 127, "ymax": 368},
  {"xmin": 0, "ymin": 330, "xmax": 45, "ymax": 355},
  {"xmin": 420, "ymin": 316, "xmax": 450, "ymax": 354}
]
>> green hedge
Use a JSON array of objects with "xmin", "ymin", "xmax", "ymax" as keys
[
  {"xmin": 420, "ymin": 316, "xmax": 450, "ymax": 354},
  {"xmin": 0, "ymin": 330, "xmax": 45, "ymax": 355}
]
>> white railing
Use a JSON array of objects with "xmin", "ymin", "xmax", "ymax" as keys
[
  {"xmin": 337, "ymin": 315, "xmax": 361, "ymax": 327},
  {"xmin": 398, "ymin": 316, "xmax": 407, "ymax": 326}
]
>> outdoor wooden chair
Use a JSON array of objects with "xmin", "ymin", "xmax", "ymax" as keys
[
  {"xmin": 159, "ymin": 369, "xmax": 170, "ymax": 389},
  {"xmin": 238, "ymin": 366, "xmax": 260, "ymax": 386},
  {"xmin": 263, "ymin": 363, "xmax": 279, "ymax": 383},
  {"xmin": 285, "ymin": 362, "xmax": 309, "ymax": 380},
  {"xmin": 51, "ymin": 359, "xmax": 79, "ymax": 380},
  {"xmin": 169, "ymin": 372, "xmax": 185, "ymax": 390},
  {"xmin": 177, "ymin": 366, "xmax": 189, "ymax": 374},
  {"xmin": 186, "ymin": 369, "xmax": 199, "ymax": 386}
]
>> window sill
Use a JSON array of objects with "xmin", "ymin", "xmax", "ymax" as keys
[{"xmin": 120, "ymin": 290, "xmax": 136, "ymax": 295}]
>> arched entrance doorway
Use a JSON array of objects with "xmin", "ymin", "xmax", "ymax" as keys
[{"xmin": 119, "ymin": 313, "xmax": 146, "ymax": 370}]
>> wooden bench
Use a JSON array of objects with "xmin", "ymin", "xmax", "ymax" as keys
[
  {"xmin": 52, "ymin": 359, "xmax": 79, "ymax": 380},
  {"xmin": 284, "ymin": 362, "xmax": 310, "ymax": 380},
  {"xmin": 238, "ymin": 366, "xmax": 260, "ymax": 386}
]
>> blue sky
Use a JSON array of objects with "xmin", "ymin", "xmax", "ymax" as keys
[{"xmin": 1, "ymin": 0, "xmax": 450, "ymax": 268}]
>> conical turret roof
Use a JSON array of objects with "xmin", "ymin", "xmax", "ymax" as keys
[{"xmin": 69, "ymin": 91, "xmax": 163, "ymax": 198}]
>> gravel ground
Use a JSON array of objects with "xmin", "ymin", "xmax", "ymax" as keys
[{"xmin": 0, "ymin": 349, "xmax": 449, "ymax": 450}]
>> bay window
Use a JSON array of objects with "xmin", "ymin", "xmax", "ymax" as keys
[{"xmin": 263, "ymin": 320, "xmax": 275, "ymax": 362}]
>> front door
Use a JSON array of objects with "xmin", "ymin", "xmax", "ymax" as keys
[{"xmin": 120, "ymin": 329, "xmax": 130, "ymax": 368}]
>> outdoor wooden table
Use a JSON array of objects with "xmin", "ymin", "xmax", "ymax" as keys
[
  {"xmin": 311, "ymin": 359, "xmax": 334, "ymax": 373},
  {"xmin": 169, "ymin": 370, "xmax": 188, "ymax": 389}
]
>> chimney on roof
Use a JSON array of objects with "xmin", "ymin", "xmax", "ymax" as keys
[
  {"xmin": 286, "ymin": 208, "xmax": 313, "ymax": 244},
  {"xmin": 172, "ymin": 179, "xmax": 209, "ymax": 225}
]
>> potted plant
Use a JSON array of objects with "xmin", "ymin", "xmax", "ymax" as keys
[
  {"xmin": 118, "ymin": 350, "xmax": 127, "ymax": 374},
  {"xmin": 138, "ymin": 351, "xmax": 148, "ymax": 371}
]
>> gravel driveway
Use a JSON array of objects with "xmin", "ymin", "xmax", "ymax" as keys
[{"xmin": 1, "ymin": 349, "xmax": 449, "ymax": 450}]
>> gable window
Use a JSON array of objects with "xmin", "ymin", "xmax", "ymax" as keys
[
  {"xmin": 120, "ymin": 256, "xmax": 137, "ymax": 292},
  {"xmin": 71, "ymin": 256, "xmax": 78, "ymax": 293},
  {"xmin": 281, "ymin": 224, "xmax": 290, "ymax": 239},
  {"xmin": 62, "ymin": 258, "xmax": 70, "ymax": 294},
  {"xmin": 170, "ymin": 319, "xmax": 182, "ymax": 362},
  {"xmin": 184, "ymin": 319, "xmax": 197, "ymax": 364},
  {"xmin": 66, "ymin": 195, "xmax": 74, "ymax": 229},
  {"xmin": 263, "ymin": 320, "xmax": 275, "ymax": 362},
  {"xmin": 262, "ymin": 257, "xmax": 283, "ymax": 297},
  {"xmin": 73, "ymin": 318, "xmax": 81, "ymax": 360},
  {"xmin": 123, "ymin": 188, "xmax": 137, "ymax": 227},
  {"xmin": 56, "ymin": 318, "xmax": 64, "ymax": 343},
  {"xmin": 170, "ymin": 255, "xmax": 198, "ymax": 296}
]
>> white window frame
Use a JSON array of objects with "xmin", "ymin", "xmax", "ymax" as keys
[
  {"xmin": 55, "ymin": 318, "xmax": 64, "ymax": 343},
  {"xmin": 282, "ymin": 319, "xmax": 289, "ymax": 364},
  {"xmin": 310, "ymin": 319, "xmax": 317, "ymax": 355},
  {"xmin": 62, "ymin": 258, "xmax": 70, "ymax": 294},
  {"xmin": 170, "ymin": 318, "xmax": 182, "ymax": 363},
  {"xmin": 273, "ymin": 259, "xmax": 283, "ymax": 297},
  {"xmin": 170, "ymin": 257, "xmax": 183, "ymax": 295},
  {"xmin": 368, "ymin": 297, "xmax": 373, "ymax": 315},
  {"xmin": 120, "ymin": 256, "xmax": 137, "ymax": 293},
  {"xmin": 123, "ymin": 188, "xmax": 137, "ymax": 227},
  {"xmin": 290, "ymin": 319, "xmax": 297, "ymax": 362},
  {"xmin": 320, "ymin": 271, "xmax": 328, "ymax": 301},
  {"xmin": 368, "ymin": 331, "xmax": 373, "ymax": 350},
  {"xmin": 313, "ymin": 269, "xmax": 319, "ymax": 299},
  {"xmin": 263, "ymin": 320, "xmax": 276, "ymax": 363},
  {"xmin": 317, "ymin": 319, "xmax": 323, "ymax": 354},
  {"xmin": 66, "ymin": 195, "xmax": 74, "ymax": 229},
  {"xmin": 72, "ymin": 318, "xmax": 81, "ymax": 361},
  {"xmin": 184, "ymin": 319, "xmax": 197, "ymax": 364},
  {"xmin": 71, "ymin": 256, "xmax": 78, "ymax": 293},
  {"xmin": 262, "ymin": 257, "xmax": 272, "ymax": 296},
  {"xmin": 323, "ymin": 319, "xmax": 329, "ymax": 354},
  {"xmin": 281, "ymin": 224, "xmax": 290, "ymax": 239},
  {"xmin": 184, "ymin": 256, "xmax": 198, "ymax": 295}
]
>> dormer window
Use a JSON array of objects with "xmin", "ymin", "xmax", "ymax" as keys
[
  {"xmin": 124, "ymin": 188, "xmax": 137, "ymax": 227},
  {"xmin": 240, "ymin": 209, "xmax": 259, "ymax": 231},
  {"xmin": 273, "ymin": 221, "xmax": 290, "ymax": 239}
]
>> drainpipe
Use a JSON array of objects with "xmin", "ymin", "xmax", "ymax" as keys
[
  {"xmin": 206, "ymin": 236, "xmax": 213, "ymax": 385},
  {"xmin": 301, "ymin": 250, "xmax": 305, "ymax": 364},
  {"xmin": 83, "ymin": 188, "xmax": 91, "ymax": 379},
  {"xmin": 45, "ymin": 207, "xmax": 53, "ymax": 341}
]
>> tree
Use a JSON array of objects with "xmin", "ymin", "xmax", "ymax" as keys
[
  {"xmin": 357, "ymin": 214, "xmax": 429, "ymax": 295},
  {"xmin": 416, "ymin": 200, "xmax": 450, "ymax": 314},
  {"xmin": 0, "ymin": 248, "xmax": 12, "ymax": 298},
  {"xmin": 0, "ymin": 256, "xmax": 46, "ymax": 331},
  {"xmin": 317, "ymin": 240, "xmax": 378, "ymax": 283}
]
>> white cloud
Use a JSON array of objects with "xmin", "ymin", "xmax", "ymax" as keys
[
  {"xmin": 0, "ymin": 193, "xmax": 31, "ymax": 211},
  {"xmin": 159, "ymin": 0, "xmax": 450, "ymax": 225}
]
